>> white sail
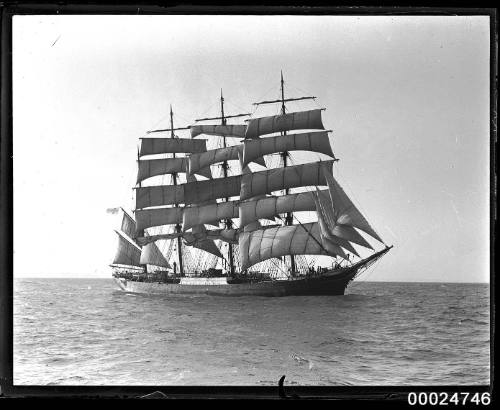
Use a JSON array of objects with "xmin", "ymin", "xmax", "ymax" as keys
[
  {"xmin": 119, "ymin": 208, "xmax": 137, "ymax": 240},
  {"xmin": 239, "ymin": 222, "xmax": 336, "ymax": 271},
  {"xmin": 188, "ymin": 145, "xmax": 265, "ymax": 176},
  {"xmin": 137, "ymin": 157, "xmax": 211, "ymax": 184},
  {"xmin": 313, "ymin": 193, "xmax": 359, "ymax": 257},
  {"xmin": 213, "ymin": 228, "xmax": 239, "ymax": 244},
  {"xmin": 184, "ymin": 175, "xmax": 242, "ymax": 205},
  {"xmin": 183, "ymin": 225, "xmax": 223, "ymax": 258},
  {"xmin": 135, "ymin": 185, "xmax": 184, "ymax": 209},
  {"xmin": 242, "ymin": 131, "xmax": 334, "ymax": 169},
  {"xmin": 181, "ymin": 173, "xmax": 222, "ymax": 258},
  {"xmin": 136, "ymin": 232, "xmax": 180, "ymax": 246},
  {"xmin": 242, "ymin": 220, "xmax": 275, "ymax": 232},
  {"xmin": 135, "ymin": 207, "xmax": 183, "ymax": 232},
  {"xmin": 319, "ymin": 235, "xmax": 348, "ymax": 260},
  {"xmin": 239, "ymin": 189, "xmax": 328, "ymax": 227},
  {"xmin": 139, "ymin": 138, "xmax": 207, "ymax": 157},
  {"xmin": 192, "ymin": 227, "xmax": 239, "ymax": 244},
  {"xmin": 140, "ymin": 242, "xmax": 171, "ymax": 268},
  {"xmin": 323, "ymin": 165, "xmax": 384, "ymax": 243},
  {"xmin": 245, "ymin": 109, "xmax": 325, "ymax": 139},
  {"xmin": 113, "ymin": 230, "xmax": 142, "ymax": 267},
  {"xmin": 182, "ymin": 200, "xmax": 238, "ymax": 231},
  {"xmin": 117, "ymin": 84, "xmax": 390, "ymax": 281},
  {"xmin": 313, "ymin": 198, "xmax": 349, "ymax": 260},
  {"xmin": 136, "ymin": 227, "xmax": 238, "ymax": 247},
  {"xmin": 332, "ymin": 224, "xmax": 373, "ymax": 249},
  {"xmin": 190, "ymin": 124, "xmax": 247, "ymax": 139},
  {"xmin": 239, "ymin": 160, "xmax": 334, "ymax": 201},
  {"xmin": 314, "ymin": 185, "xmax": 373, "ymax": 249}
]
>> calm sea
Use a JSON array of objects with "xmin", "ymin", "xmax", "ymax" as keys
[{"xmin": 13, "ymin": 278, "xmax": 490, "ymax": 386}]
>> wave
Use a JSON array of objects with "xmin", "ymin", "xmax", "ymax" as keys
[
  {"xmin": 459, "ymin": 318, "xmax": 490, "ymax": 325},
  {"xmin": 13, "ymin": 279, "xmax": 490, "ymax": 386}
]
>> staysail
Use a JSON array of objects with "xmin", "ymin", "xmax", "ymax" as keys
[
  {"xmin": 183, "ymin": 225, "xmax": 223, "ymax": 259},
  {"xmin": 120, "ymin": 208, "xmax": 138, "ymax": 241},
  {"xmin": 113, "ymin": 230, "xmax": 142, "ymax": 267},
  {"xmin": 140, "ymin": 242, "xmax": 171, "ymax": 268},
  {"xmin": 313, "ymin": 192, "xmax": 361, "ymax": 257},
  {"xmin": 245, "ymin": 109, "xmax": 325, "ymax": 140},
  {"xmin": 314, "ymin": 188, "xmax": 373, "ymax": 250},
  {"xmin": 323, "ymin": 165, "xmax": 384, "ymax": 243}
]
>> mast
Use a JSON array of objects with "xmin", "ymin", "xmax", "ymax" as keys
[
  {"xmin": 251, "ymin": 71, "xmax": 317, "ymax": 276},
  {"xmin": 219, "ymin": 90, "xmax": 236, "ymax": 277},
  {"xmin": 194, "ymin": 93, "xmax": 251, "ymax": 277},
  {"xmin": 279, "ymin": 71, "xmax": 296, "ymax": 275},
  {"xmin": 170, "ymin": 105, "xmax": 184, "ymax": 276},
  {"xmin": 136, "ymin": 149, "xmax": 148, "ymax": 274}
]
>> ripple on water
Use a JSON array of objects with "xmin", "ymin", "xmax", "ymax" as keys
[{"xmin": 13, "ymin": 279, "xmax": 490, "ymax": 386}]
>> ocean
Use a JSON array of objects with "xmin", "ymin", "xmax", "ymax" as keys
[{"xmin": 13, "ymin": 278, "xmax": 490, "ymax": 386}]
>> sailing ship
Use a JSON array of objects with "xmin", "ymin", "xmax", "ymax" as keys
[{"xmin": 110, "ymin": 73, "xmax": 392, "ymax": 296}]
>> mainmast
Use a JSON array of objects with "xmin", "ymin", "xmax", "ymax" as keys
[
  {"xmin": 194, "ymin": 93, "xmax": 251, "ymax": 277},
  {"xmin": 252, "ymin": 71, "xmax": 316, "ymax": 276},
  {"xmin": 169, "ymin": 105, "xmax": 184, "ymax": 276},
  {"xmin": 279, "ymin": 72, "xmax": 296, "ymax": 275}
]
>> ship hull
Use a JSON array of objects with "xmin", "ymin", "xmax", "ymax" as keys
[{"xmin": 113, "ymin": 265, "xmax": 359, "ymax": 297}]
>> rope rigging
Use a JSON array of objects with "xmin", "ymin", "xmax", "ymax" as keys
[{"xmin": 125, "ymin": 74, "xmax": 388, "ymax": 281}]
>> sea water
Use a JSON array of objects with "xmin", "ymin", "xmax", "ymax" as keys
[{"xmin": 13, "ymin": 278, "xmax": 490, "ymax": 385}]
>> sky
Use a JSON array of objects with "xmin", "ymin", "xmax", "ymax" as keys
[{"xmin": 12, "ymin": 15, "xmax": 490, "ymax": 282}]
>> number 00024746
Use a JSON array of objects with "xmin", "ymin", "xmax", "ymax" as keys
[{"xmin": 408, "ymin": 392, "xmax": 491, "ymax": 406}]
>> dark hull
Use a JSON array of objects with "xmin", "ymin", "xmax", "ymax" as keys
[
  {"xmin": 114, "ymin": 265, "xmax": 357, "ymax": 297},
  {"xmin": 113, "ymin": 247, "xmax": 392, "ymax": 297}
]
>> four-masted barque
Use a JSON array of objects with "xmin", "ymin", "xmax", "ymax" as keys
[{"xmin": 111, "ymin": 73, "xmax": 392, "ymax": 296}]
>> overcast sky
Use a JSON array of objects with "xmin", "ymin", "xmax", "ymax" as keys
[{"xmin": 13, "ymin": 15, "xmax": 490, "ymax": 282}]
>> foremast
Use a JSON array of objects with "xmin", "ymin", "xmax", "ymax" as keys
[
  {"xmin": 239, "ymin": 73, "xmax": 388, "ymax": 275},
  {"xmin": 253, "ymin": 71, "xmax": 317, "ymax": 276}
]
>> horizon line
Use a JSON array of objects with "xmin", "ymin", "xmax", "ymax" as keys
[{"xmin": 13, "ymin": 277, "xmax": 490, "ymax": 285}]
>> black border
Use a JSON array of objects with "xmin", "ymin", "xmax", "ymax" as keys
[{"xmin": 0, "ymin": 2, "xmax": 496, "ymax": 402}]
